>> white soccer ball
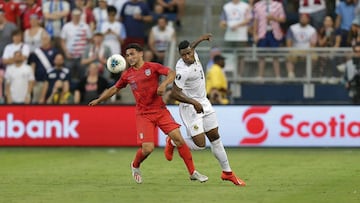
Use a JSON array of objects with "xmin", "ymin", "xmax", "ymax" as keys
[{"xmin": 106, "ymin": 54, "xmax": 127, "ymax": 73}]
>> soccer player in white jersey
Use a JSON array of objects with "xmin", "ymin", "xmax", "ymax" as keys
[{"xmin": 165, "ymin": 33, "xmax": 246, "ymax": 186}]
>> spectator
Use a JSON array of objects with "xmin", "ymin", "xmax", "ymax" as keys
[
  {"xmin": 253, "ymin": 0, "xmax": 286, "ymax": 79},
  {"xmin": 349, "ymin": 16, "xmax": 360, "ymax": 48},
  {"xmin": 101, "ymin": 5, "xmax": 126, "ymax": 55},
  {"xmin": 286, "ymin": 13, "xmax": 317, "ymax": 79},
  {"xmin": 0, "ymin": 8, "xmax": 17, "ymax": 101},
  {"xmin": 335, "ymin": 0, "xmax": 356, "ymax": 47},
  {"xmin": 24, "ymin": 14, "xmax": 47, "ymax": 53},
  {"xmin": 143, "ymin": 48, "xmax": 156, "ymax": 62},
  {"xmin": 2, "ymin": 29, "xmax": 30, "ymax": 66},
  {"xmin": 148, "ymin": 15, "xmax": 176, "ymax": 64},
  {"xmin": 93, "ymin": 0, "xmax": 108, "ymax": 32},
  {"xmin": 120, "ymin": 0, "xmax": 153, "ymax": 54},
  {"xmin": 0, "ymin": 0, "xmax": 20, "ymax": 25},
  {"xmin": 206, "ymin": 55, "xmax": 230, "ymax": 105},
  {"xmin": 4, "ymin": 51, "xmax": 34, "ymax": 104},
  {"xmin": 74, "ymin": 62, "xmax": 109, "ymax": 104},
  {"xmin": 107, "ymin": 0, "xmax": 128, "ymax": 20},
  {"xmin": 60, "ymin": 8, "xmax": 92, "ymax": 80},
  {"xmin": 317, "ymin": 15, "xmax": 341, "ymax": 81},
  {"xmin": 219, "ymin": 0, "xmax": 252, "ymax": 77},
  {"xmin": 28, "ymin": 33, "xmax": 59, "ymax": 104},
  {"xmin": 43, "ymin": 0, "xmax": 70, "ymax": 40},
  {"xmin": 156, "ymin": 0, "xmax": 185, "ymax": 27},
  {"xmin": 73, "ymin": 0, "xmax": 96, "ymax": 31},
  {"xmin": 344, "ymin": 17, "xmax": 360, "ymax": 104},
  {"xmin": 80, "ymin": 32, "xmax": 112, "ymax": 80},
  {"xmin": 150, "ymin": 3, "xmax": 165, "ymax": 24},
  {"xmin": 44, "ymin": 53, "xmax": 71, "ymax": 101},
  {"xmin": 0, "ymin": 9, "xmax": 17, "ymax": 58},
  {"xmin": 298, "ymin": 0, "xmax": 326, "ymax": 30},
  {"xmin": 206, "ymin": 46, "xmax": 222, "ymax": 71},
  {"xmin": 46, "ymin": 79, "xmax": 73, "ymax": 104},
  {"xmin": 20, "ymin": 0, "xmax": 42, "ymax": 31}
]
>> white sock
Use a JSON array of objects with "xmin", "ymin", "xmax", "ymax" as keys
[
  {"xmin": 183, "ymin": 137, "xmax": 206, "ymax": 151},
  {"xmin": 210, "ymin": 138, "xmax": 232, "ymax": 172}
]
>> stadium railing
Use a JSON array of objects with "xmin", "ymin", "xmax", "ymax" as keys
[{"xmin": 194, "ymin": 46, "xmax": 353, "ymax": 83}]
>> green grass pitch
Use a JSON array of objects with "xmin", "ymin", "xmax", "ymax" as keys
[{"xmin": 1, "ymin": 147, "xmax": 359, "ymax": 203}]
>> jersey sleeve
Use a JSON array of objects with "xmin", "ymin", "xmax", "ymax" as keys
[
  {"xmin": 174, "ymin": 65, "xmax": 189, "ymax": 89},
  {"xmin": 114, "ymin": 71, "xmax": 128, "ymax": 89},
  {"xmin": 152, "ymin": 62, "xmax": 170, "ymax": 75}
]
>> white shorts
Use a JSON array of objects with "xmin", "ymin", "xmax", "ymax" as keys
[{"xmin": 179, "ymin": 100, "xmax": 218, "ymax": 137}]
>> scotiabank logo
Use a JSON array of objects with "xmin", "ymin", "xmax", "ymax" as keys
[
  {"xmin": 280, "ymin": 114, "xmax": 360, "ymax": 138},
  {"xmin": 240, "ymin": 106, "xmax": 271, "ymax": 145},
  {"xmin": 0, "ymin": 113, "xmax": 79, "ymax": 139}
]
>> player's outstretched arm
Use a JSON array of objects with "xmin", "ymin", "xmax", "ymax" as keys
[
  {"xmin": 158, "ymin": 69, "xmax": 176, "ymax": 96},
  {"xmin": 190, "ymin": 33, "xmax": 212, "ymax": 50},
  {"xmin": 171, "ymin": 83, "xmax": 204, "ymax": 113},
  {"xmin": 88, "ymin": 86, "xmax": 119, "ymax": 106}
]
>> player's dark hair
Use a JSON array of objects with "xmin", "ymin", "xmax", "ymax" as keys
[
  {"xmin": 178, "ymin": 40, "xmax": 190, "ymax": 52},
  {"xmin": 125, "ymin": 43, "xmax": 144, "ymax": 52}
]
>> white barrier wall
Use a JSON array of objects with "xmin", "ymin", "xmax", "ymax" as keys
[{"xmin": 159, "ymin": 105, "xmax": 360, "ymax": 147}]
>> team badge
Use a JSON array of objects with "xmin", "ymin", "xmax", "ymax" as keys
[
  {"xmin": 145, "ymin": 69, "xmax": 151, "ymax": 76},
  {"xmin": 176, "ymin": 74, "xmax": 181, "ymax": 80},
  {"xmin": 193, "ymin": 125, "xmax": 199, "ymax": 130}
]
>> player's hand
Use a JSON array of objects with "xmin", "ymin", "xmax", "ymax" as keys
[
  {"xmin": 200, "ymin": 33, "xmax": 212, "ymax": 41},
  {"xmin": 88, "ymin": 99, "xmax": 100, "ymax": 106},
  {"xmin": 193, "ymin": 101, "xmax": 204, "ymax": 114}
]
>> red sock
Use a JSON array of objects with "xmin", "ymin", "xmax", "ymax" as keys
[
  {"xmin": 177, "ymin": 144, "xmax": 195, "ymax": 175},
  {"xmin": 132, "ymin": 148, "xmax": 148, "ymax": 168},
  {"xmin": 223, "ymin": 171, "xmax": 233, "ymax": 175}
]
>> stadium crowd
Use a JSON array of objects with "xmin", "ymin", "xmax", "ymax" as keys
[{"xmin": 0, "ymin": 0, "xmax": 359, "ymax": 105}]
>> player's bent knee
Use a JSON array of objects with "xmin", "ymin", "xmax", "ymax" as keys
[
  {"xmin": 142, "ymin": 143, "xmax": 155, "ymax": 155},
  {"xmin": 142, "ymin": 147, "xmax": 154, "ymax": 155}
]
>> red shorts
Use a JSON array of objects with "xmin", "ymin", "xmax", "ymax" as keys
[{"xmin": 136, "ymin": 108, "xmax": 180, "ymax": 144}]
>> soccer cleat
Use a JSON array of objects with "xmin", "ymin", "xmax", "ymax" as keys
[
  {"xmin": 130, "ymin": 161, "xmax": 142, "ymax": 184},
  {"xmin": 221, "ymin": 171, "xmax": 246, "ymax": 186},
  {"xmin": 164, "ymin": 136, "xmax": 174, "ymax": 161},
  {"xmin": 190, "ymin": 170, "xmax": 209, "ymax": 183}
]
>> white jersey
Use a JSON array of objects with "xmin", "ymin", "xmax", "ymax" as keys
[
  {"xmin": 287, "ymin": 23, "xmax": 317, "ymax": 49},
  {"xmin": 174, "ymin": 52, "xmax": 217, "ymax": 136},
  {"xmin": 221, "ymin": 1, "xmax": 250, "ymax": 42},
  {"xmin": 174, "ymin": 52, "xmax": 214, "ymax": 113},
  {"xmin": 175, "ymin": 52, "xmax": 206, "ymax": 101},
  {"xmin": 4, "ymin": 63, "xmax": 34, "ymax": 103}
]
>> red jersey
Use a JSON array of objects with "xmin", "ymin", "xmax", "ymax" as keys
[
  {"xmin": 115, "ymin": 62, "xmax": 170, "ymax": 113},
  {"xmin": 20, "ymin": 3, "xmax": 42, "ymax": 30},
  {"xmin": 0, "ymin": 0, "xmax": 20, "ymax": 24}
]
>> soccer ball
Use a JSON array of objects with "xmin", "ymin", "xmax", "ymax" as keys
[{"xmin": 106, "ymin": 54, "xmax": 127, "ymax": 73}]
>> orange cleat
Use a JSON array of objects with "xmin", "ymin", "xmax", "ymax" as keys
[
  {"xmin": 164, "ymin": 136, "xmax": 174, "ymax": 161},
  {"xmin": 221, "ymin": 171, "xmax": 246, "ymax": 186}
]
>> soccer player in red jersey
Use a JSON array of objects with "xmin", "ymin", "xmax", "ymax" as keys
[{"xmin": 89, "ymin": 43, "xmax": 208, "ymax": 184}]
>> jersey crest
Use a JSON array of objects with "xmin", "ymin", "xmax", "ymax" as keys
[
  {"xmin": 145, "ymin": 68, "xmax": 151, "ymax": 76},
  {"xmin": 176, "ymin": 74, "xmax": 181, "ymax": 80}
]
